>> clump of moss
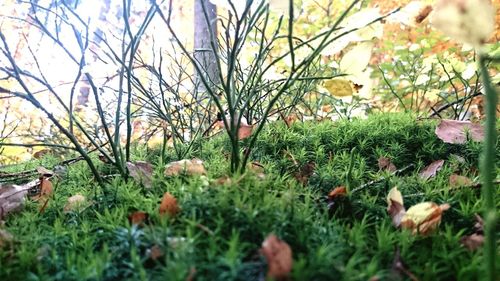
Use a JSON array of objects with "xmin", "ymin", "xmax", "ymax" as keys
[{"xmin": 0, "ymin": 113, "xmax": 492, "ymax": 281}]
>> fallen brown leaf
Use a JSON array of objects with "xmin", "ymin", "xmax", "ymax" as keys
[
  {"xmin": 127, "ymin": 161, "xmax": 154, "ymax": 188},
  {"xmin": 378, "ymin": 157, "xmax": 397, "ymax": 172},
  {"xmin": 164, "ymin": 159, "xmax": 206, "ymax": 177},
  {"xmin": 400, "ymin": 202, "xmax": 450, "ymax": 235},
  {"xmin": 260, "ymin": 234, "xmax": 293, "ymax": 280},
  {"xmin": 32, "ymin": 177, "xmax": 53, "ymax": 202},
  {"xmin": 238, "ymin": 124, "xmax": 254, "ymax": 140},
  {"xmin": 33, "ymin": 177, "xmax": 53, "ymax": 214},
  {"xmin": 449, "ymin": 174, "xmax": 473, "ymax": 188},
  {"xmin": 386, "ymin": 187, "xmax": 406, "ymax": 227},
  {"xmin": 435, "ymin": 119, "xmax": 484, "ymax": 144},
  {"xmin": 63, "ymin": 194, "xmax": 86, "ymax": 213},
  {"xmin": 0, "ymin": 184, "xmax": 29, "ymax": 219},
  {"xmin": 128, "ymin": 211, "xmax": 149, "ymax": 225},
  {"xmin": 419, "ymin": 160, "xmax": 445, "ymax": 180},
  {"xmin": 159, "ymin": 192, "xmax": 180, "ymax": 217},
  {"xmin": 460, "ymin": 214, "xmax": 484, "ymax": 251},
  {"xmin": 460, "ymin": 233, "xmax": 484, "ymax": 251},
  {"xmin": 328, "ymin": 186, "xmax": 347, "ymax": 199}
]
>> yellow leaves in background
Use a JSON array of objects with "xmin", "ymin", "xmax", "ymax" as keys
[
  {"xmin": 431, "ymin": 0, "xmax": 496, "ymax": 47},
  {"xmin": 339, "ymin": 42, "xmax": 374, "ymax": 77},
  {"xmin": 322, "ymin": 9, "xmax": 383, "ymax": 56},
  {"xmin": 322, "ymin": 42, "xmax": 374, "ymax": 98},
  {"xmin": 322, "ymin": 79, "xmax": 355, "ymax": 97},
  {"xmin": 386, "ymin": 186, "xmax": 450, "ymax": 235},
  {"xmin": 268, "ymin": 0, "xmax": 290, "ymax": 15}
]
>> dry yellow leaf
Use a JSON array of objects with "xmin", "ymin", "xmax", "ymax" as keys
[
  {"xmin": 323, "ymin": 79, "xmax": 354, "ymax": 97},
  {"xmin": 400, "ymin": 202, "xmax": 450, "ymax": 235}
]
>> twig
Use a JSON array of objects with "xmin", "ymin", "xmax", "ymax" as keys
[{"xmin": 351, "ymin": 164, "xmax": 414, "ymax": 194}]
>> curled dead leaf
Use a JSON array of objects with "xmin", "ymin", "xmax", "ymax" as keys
[
  {"xmin": 164, "ymin": 159, "xmax": 206, "ymax": 177},
  {"xmin": 260, "ymin": 234, "xmax": 293, "ymax": 280},
  {"xmin": 159, "ymin": 192, "xmax": 180, "ymax": 217},
  {"xmin": 127, "ymin": 161, "xmax": 154, "ymax": 188},
  {"xmin": 419, "ymin": 160, "xmax": 445, "ymax": 180},
  {"xmin": 63, "ymin": 194, "xmax": 86, "ymax": 213},
  {"xmin": 0, "ymin": 184, "xmax": 29, "ymax": 219},
  {"xmin": 386, "ymin": 186, "xmax": 406, "ymax": 227},
  {"xmin": 400, "ymin": 202, "xmax": 450, "ymax": 235},
  {"xmin": 32, "ymin": 177, "xmax": 53, "ymax": 202},
  {"xmin": 435, "ymin": 119, "xmax": 484, "ymax": 144}
]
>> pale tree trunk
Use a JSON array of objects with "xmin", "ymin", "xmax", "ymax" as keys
[{"xmin": 194, "ymin": 0, "xmax": 220, "ymax": 93}]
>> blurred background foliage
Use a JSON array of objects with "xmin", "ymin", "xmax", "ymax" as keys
[{"xmin": 0, "ymin": 0, "xmax": 498, "ymax": 164}]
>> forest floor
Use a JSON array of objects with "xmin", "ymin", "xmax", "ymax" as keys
[{"xmin": 0, "ymin": 113, "xmax": 498, "ymax": 281}]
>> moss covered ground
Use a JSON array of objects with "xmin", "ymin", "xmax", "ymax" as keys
[{"xmin": 0, "ymin": 113, "xmax": 498, "ymax": 280}]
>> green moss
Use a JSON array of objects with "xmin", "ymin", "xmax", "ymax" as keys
[{"xmin": 1, "ymin": 113, "xmax": 497, "ymax": 280}]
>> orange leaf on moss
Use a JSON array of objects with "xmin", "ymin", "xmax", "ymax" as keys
[
  {"xmin": 328, "ymin": 186, "xmax": 347, "ymax": 199},
  {"xmin": 260, "ymin": 234, "xmax": 293, "ymax": 280},
  {"xmin": 159, "ymin": 192, "xmax": 180, "ymax": 217}
]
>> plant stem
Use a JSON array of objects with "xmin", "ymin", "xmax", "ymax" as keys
[
  {"xmin": 478, "ymin": 54, "xmax": 497, "ymax": 281},
  {"xmin": 345, "ymin": 147, "xmax": 356, "ymax": 193}
]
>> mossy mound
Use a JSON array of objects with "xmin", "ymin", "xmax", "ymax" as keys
[{"xmin": 0, "ymin": 113, "xmax": 496, "ymax": 281}]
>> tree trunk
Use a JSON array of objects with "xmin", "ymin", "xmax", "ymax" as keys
[
  {"xmin": 76, "ymin": 0, "xmax": 111, "ymax": 107},
  {"xmin": 194, "ymin": 0, "xmax": 219, "ymax": 93}
]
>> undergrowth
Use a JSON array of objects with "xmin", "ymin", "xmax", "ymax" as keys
[{"xmin": 0, "ymin": 113, "xmax": 498, "ymax": 281}]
